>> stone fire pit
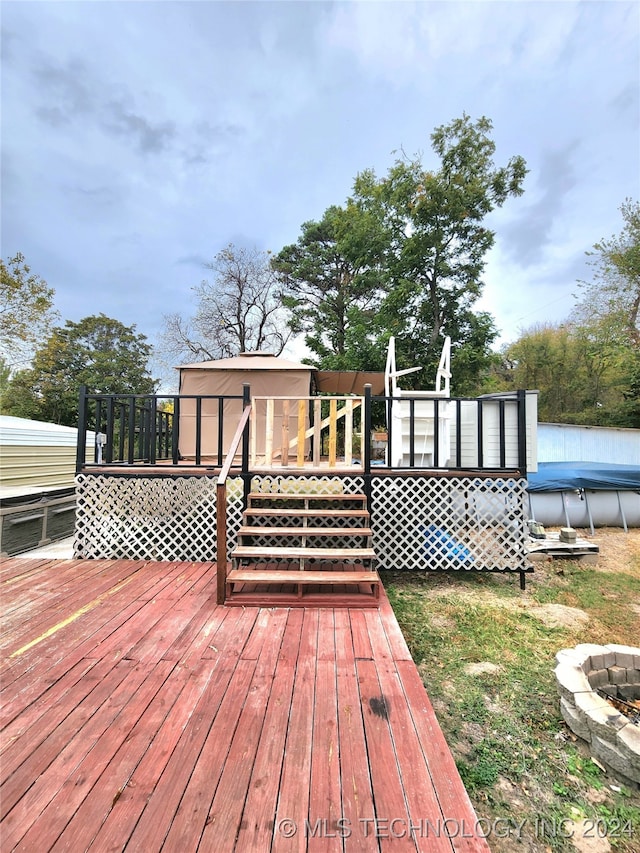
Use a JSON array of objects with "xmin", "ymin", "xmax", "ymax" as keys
[{"xmin": 555, "ymin": 643, "xmax": 640, "ymax": 790}]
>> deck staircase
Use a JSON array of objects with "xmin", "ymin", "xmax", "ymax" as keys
[{"xmin": 225, "ymin": 490, "xmax": 381, "ymax": 607}]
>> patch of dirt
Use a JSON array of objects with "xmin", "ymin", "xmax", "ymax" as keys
[
  {"xmin": 566, "ymin": 527, "xmax": 640, "ymax": 574},
  {"xmin": 528, "ymin": 603, "xmax": 590, "ymax": 630},
  {"xmin": 464, "ymin": 661, "xmax": 503, "ymax": 676},
  {"xmin": 564, "ymin": 819, "xmax": 611, "ymax": 853}
]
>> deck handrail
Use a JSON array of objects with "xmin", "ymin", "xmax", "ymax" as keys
[
  {"xmin": 76, "ymin": 387, "xmax": 530, "ymax": 476},
  {"xmin": 216, "ymin": 398, "xmax": 252, "ymax": 605}
]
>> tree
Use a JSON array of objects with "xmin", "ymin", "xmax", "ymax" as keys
[
  {"xmin": 352, "ymin": 114, "xmax": 527, "ymax": 391},
  {"xmin": 274, "ymin": 204, "xmax": 387, "ymax": 370},
  {"xmin": 575, "ymin": 198, "xmax": 640, "ymax": 345},
  {"xmin": 161, "ymin": 244, "xmax": 290, "ymax": 364},
  {"xmin": 0, "ymin": 253, "xmax": 58, "ymax": 370},
  {"xmin": 569, "ymin": 198, "xmax": 640, "ymax": 425},
  {"xmin": 4, "ymin": 314, "xmax": 157, "ymax": 426},
  {"xmin": 497, "ymin": 319, "xmax": 633, "ymax": 426},
  {"xmin": 276, "ymin": 115, "xmax": 527, "ymax": 392}
]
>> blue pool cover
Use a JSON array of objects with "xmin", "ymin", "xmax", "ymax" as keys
[{"xmin": 527, "ymin": 462, "xmax": 640, "ymax": 492}]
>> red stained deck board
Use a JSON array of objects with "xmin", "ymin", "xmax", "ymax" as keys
[
  {"xmin": 47, "ymin": 660, "xmax": 191, "ymax": 853},
  {"xmin": 87, "ymin": 660, "xmax": 216, "ymax": 850},
  {"xmin": 159, "ymin": 594, "xmax": 230, "ymax": 662},
  {"xmin": 355, "ymin": 658, "xmax": 420, "ymax": 853},
  {"xmin": 122, "ymin": 658, "xmax": 235, "ymax": 848},
  {"xmin": 1, "ymin": 658, "xmax": 143, "ymax": 845},
  {"xmin": 395, "ymin": 660, "xmax": 491, "ymax": 853},
  {"xmin": 196, "ymin": 609, "xmax": 291, "ymax": 852},
  {"xmin": 371, "ymin": 660, "xmax": 456, "ymax": 853},
  {"xmin": 235, "ymin": 609, "xmax": 304, "ymax": 851},
  {"xmin": 307, "ymin": 658, "xmax": 343, "ymax": 853},
  {"xmin": 0, "ymin": 559, "xmax": 140, "ymax": 661},
  {"xmin": 349, "ymin": 609, "xmax": 374, "ymax": 660},
  {"xmin": 158, "ymin": 657, "xmax": 259, "ymax": 852},
  {"xmin": 273, "ymin": 609, "xmax": 319, "ymax": 853},
  {"xmin": 0, "ymin": 557, "xmax": 492, "ymax": 852},
  {"xmin": 333, "ymin": 612, "xmax": 377, "ymax": 853},
  {"xmin": 122, "ymin": 653, "xmax": 251, "ymax": 850},
  {"xmin": 17, "ymin": 659, "xmax": 177, "ymax": 853},
  {"xmin": 0, "ymin": 657, "xmax": 99, "ymax": 769},
  {"xmin": 0, "ymin": 561, "xmax": 160, "ymax": 686}
]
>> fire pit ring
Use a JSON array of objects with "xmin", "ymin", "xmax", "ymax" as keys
[{"xmin": 555, "ymin": 643, "xmax": 640, "ymax": 790}]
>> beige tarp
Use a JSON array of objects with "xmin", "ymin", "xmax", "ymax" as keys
[
  {"xmin": 314, "ymin": 371, "xmax": 385, "ymax": 396},
  {"xmin": 177, "ymin": 353, "xmax": 313, "ymax": 461}
]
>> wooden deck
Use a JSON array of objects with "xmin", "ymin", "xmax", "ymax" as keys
[{"xmin": 0, "ymin": 556, "xmax": 490, "ymax": 852}]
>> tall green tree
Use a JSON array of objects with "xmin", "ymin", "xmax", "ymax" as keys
[
  {"xmin": 4, "ymin": 314, "xmax": 157, "ymax": 426},
  {"xmin": 273, "ymin": 204, "xmax": 387, "ymax": 370},
  {"xmin": 575, "ymin": 198, "xmax": 640, "ymax": 345},
  {"xmin": 498, "ymin": 319, "xmax": 633, "ymax": 426},
  {"xmin": 275, "ymin": 115, "xmax": 527, "ymax": 392},
  {"xmin": 570, "ymin": 198, "xmax": 640, "ymax": 426},
  {"xmin": 352, "ymin": 114, "xmax": 527, "ymax": 391},
  {"xmin": 0, "ymin": 253, "xmax": 58, "ymax": 370}
]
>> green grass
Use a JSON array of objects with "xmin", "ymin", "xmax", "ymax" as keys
[{"xmin": 382, "ymin": 551, "xmax": 640, "ymax": 853}]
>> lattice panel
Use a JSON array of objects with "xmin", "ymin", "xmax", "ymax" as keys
[
  {"xmin": 74, "ymin": 475, "xmax": 244, "ymax": 562},
  {"xmin": 370, "ymin": 476, "xmax": 528, "ymax": 573}
]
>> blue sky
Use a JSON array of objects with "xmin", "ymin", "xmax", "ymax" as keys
[{"xmin": 2, "ymin": 0, "xmax": 638, "ymax": 379}]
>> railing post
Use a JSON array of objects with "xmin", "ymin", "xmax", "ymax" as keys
[
  {"xmin": 195, "ymin": 397, "xmax": 202, "ymax": 465},
  {"xmin": 477, "ymin": 398, "xmax": 484, "ymax": 469},
  {"xmin": 363, "ymin": 384, "xmax": 372, "ymax": 511},
  {"xmin": 517, "ymin": 389, "xmax": 528, "ymax": 476},
  {"xmin": 172, "ymin": 396, "xmax": 180, "ymax": 464},
  {"xmin": 76, "ymin": 385, "xmax": 88, "ymax": 473},
  {"xmin": 363, "ymin": 385, "xmax": 372, "ymax": 475},
  {"xmin": 242, "ymin": 383, "xmax": 251, "ymax": 506},
  {"xmin": 105, "ymin": 396, "xmax": 115, "ymax": 464},
  {"xmin": 216, "ymin": 479, "xmax": 227, "ymax": 605},
  {"xmin": 149, "ymin": 396, "xmax": 158, "ymax": 465}
]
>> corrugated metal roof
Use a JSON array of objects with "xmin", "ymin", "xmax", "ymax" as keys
[{"xmin": 0, "ymin": 416, "xmax": 93, "ymax": 447}]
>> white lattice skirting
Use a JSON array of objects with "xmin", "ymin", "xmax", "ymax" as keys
[{"xmin": 74, "ymin": 473, "xmax": 528, "ymax": 573}]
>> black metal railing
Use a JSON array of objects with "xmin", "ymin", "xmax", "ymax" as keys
[{"xmin": 76, "ymin": 385, "xmax": 529, "ymax": 476}]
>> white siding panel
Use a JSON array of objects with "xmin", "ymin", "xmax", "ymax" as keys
[{"xmin": 538, "ymin": 424, "xmax": 640, "ymax": 465}]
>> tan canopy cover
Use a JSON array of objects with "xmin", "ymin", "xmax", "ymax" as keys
[
  {"xmin": 177, "ymin": 353, "xmax": 313, "ymax": 460},
  {"xmin": 314, "ymin": 371, "xmax": 385, "ymax": 396}
]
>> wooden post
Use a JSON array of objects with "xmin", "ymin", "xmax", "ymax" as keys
[
  {"xmin": 344, "ymin": 399, "xmax": 353, "ymax": 463},
  {"xmin": 242, "ymin": 384, "xmax": 251, "ymax": 475},
  {"xmin": 517, "ymin": 389, "xmax": 527, "ymax": 476},
  {"xmin": 281, "ymin": 398, "xmax": 290, "ymax": 466},
  {"xmin": 250, "ymin": 398, "xmax": 257, "ymax": 466},
  {"xmin": 297, "ymin": 399, "xmax": 306, "ymax": 467},
  {"xmin": 313, "ymin": 399, "xmax": 322, "ymax": 465},
  {"xmin": 363, "ymin": 385, "xmax": 372, "ymax": 475},
  {"xmin": 328, "ymin": 398, "xmax": 337, "ymax": 467},
  {"xmin": 265, "ymin": 398, "xmax": 274, "ymax": 466},
  {"xmin": 216, "ymin": 481, "xmax": 227, "ymax": 605}
]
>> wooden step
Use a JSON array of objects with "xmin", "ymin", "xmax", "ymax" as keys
[
  {"xmin": 226, "ymin": 488, "xmax": 378, "ymax": 607},
  {"xmin": 227, "ymin": 569, "xmax": 379, "ymax": 585},
  {"xmin": 244, "ymin": 507, "xmax": 369, "ymax": 517},
  {"xmin": 231, "ymin": 545, "xmax": 376, "ymax": 562},
  {"xmin": 247, "ymin": 492, "xmax": 367, "ymax": 504},
  {"xmin": 226, "ymin": 568, "xmax": 380, "ymax": 601},
  {"xmin": 237, "ymin": 526, "xmax": 373, "ymax": 539}
]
